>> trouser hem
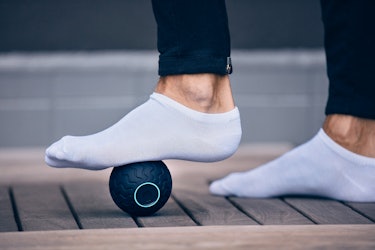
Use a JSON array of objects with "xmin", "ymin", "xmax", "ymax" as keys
[
  {"xmin": 325, "ymin": 96, "xmax": 375, "ymax": 120},
  {"xmin": 158, "ymin": 56, "xmax": 229, "ymax": 76}
]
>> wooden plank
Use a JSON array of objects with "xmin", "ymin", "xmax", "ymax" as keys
[
  {"xmin": 284, "ymin": 198, "xmax": 373, "ymax": 224},
  {"xmin": 63, "ymin": 182, "xmax": 138, "ymax": 229},
  {"xmin": 345, "ymin": 202, "xmax": 375, "ymax": 222},
  {"xmin": 1, "ymin": 225, "xmax": 375, "ymax": 250},
  {"xmin": 0, "ymin": 148, "xmax": 113, "ymax": 187},
  {"xmin": 12, "ymin": 185, "xmax": 79, "ymax": 231},
  {"xmin": 137, "ymin": 197, "xmax": 196, "ymax": 227},
  {"xmin": 229, "ymin": 197, "xmax": 314, "ymax": 225},
  {"xmin": 0, "ymin": 187, "xmax": 18, "ymax": 232},
  {"xmin": 173, "ymin": 188, "xmax": 257, "ymax": 226},
  {"xmin": 0, "ymin": 146, "xmax": 290, "ymax": 186}
]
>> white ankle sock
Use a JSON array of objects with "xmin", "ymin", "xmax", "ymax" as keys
[
  {"xmin": 45, "ymin": 93, "xmax": 242, "ymax": 170},
  {"xmin": 210, "ymin": 129, "xmax": 375, "ymax": 202}
]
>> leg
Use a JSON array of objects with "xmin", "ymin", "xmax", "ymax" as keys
[
  {"xmin": 152, "ymin": 0, "xmax": 235, "ymax": 114},
  {"xmin": 322, "ymin": 0, "xmax": 375, "ymax": 156},
  {"xmin": 210, "ymin": 0, "xmax": 375, "ymax": 202},
  {"xmin": 45, "ymin": 0, "xmax": 241, "ymax": 170}
]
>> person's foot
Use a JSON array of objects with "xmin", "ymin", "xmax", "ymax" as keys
[
  {"xmin": 45, "ymin": 74, "xmax": 242, "ymax": 170},
  {"xmin": 210, "ymin": 115, "xmax": 375, "ymax": 202},
  {"xmin": 155, "ymin": 73, "xmax": 236, "ymax": 113}
]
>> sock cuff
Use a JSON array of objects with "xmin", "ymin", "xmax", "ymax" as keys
[
  {"xmin": 318, "ymin": 128, "xmax": 375, "ymax": 166},
  {"xmin": 150, "ymin": 92, "xmax": 240, "ymax": 124}
]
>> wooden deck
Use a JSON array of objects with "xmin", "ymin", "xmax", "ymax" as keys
[{"xmin": 0, "ymin": 146, "xmax": 374, "ymax": 249}]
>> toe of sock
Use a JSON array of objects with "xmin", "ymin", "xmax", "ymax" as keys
[
  {"xmin": 44, "ymin": 154, "xmax": 76, "ymax": 168},
  {"xmin": 209, "ymin": 180, "xmax": 232, "ymax": 196},
  {"xmin": 44, "ymin": 154, "xmax": 61, "ymax": 168},
  {"xmin": 44, "ymin": 143, "xmax": 71, "ymax": 168},
  {"xmin": 45, "ymin": 141, "xmax": 61, "ymax": 158}
]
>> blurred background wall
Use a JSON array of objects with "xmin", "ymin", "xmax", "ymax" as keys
[{"xmin": 0, "ymin": 0, "xmax": 327, "ymax": 148}]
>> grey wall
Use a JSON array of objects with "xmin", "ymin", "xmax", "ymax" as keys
[
  {"xmin": 0, "ymin": 50, "xmax": 328, "ymax": 147},
  {"xmin": 0, "ymin": 0, "xmax": 328, "ymax": 148},
  {"xmin": 0, "ymin": 0, "xmax": 323, "ymax": 51}
]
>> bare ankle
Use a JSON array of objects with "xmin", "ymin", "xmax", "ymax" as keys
[
  {"xmin": 323, "ymin": 114, "xmax": 375, "ymax": 157},
  {"xmin": 155, "ymin": 74, "xmax": 235, "ymax": 113}
]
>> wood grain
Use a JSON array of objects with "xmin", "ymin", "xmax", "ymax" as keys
[
  {"xmin": 137, "ymin": 197, "xmax": 196, "ymax": 227},
  {"xmin": 229, "ymin": 198, "xmax": 314, "ymax": 225},
  {"xmin": 173, "ymin": 188, "xmax": 257, "ymax": 225},
  {"xmin": 62, "ymin": 182, "xmax": 137, "ymax": 229},
  {"xmin": 345, "ymin": 202, "xmax": 375, "ymax": 222},
  {"xmin": 0, "ymin": 187, "xmax": 18, "ymax": 232},
  {"xmin": 284, "ymin": 198, "xmax": 373, "ymax": 224},
  {"xmin": 12, "ymin": 185, "xmax": 79, "ymax": 231},
  {"xmin": 1, "ymin": 225, "xmax": 374, "ymax": 250},
  {"xmin": 1, "ymin": 146, "xmax": 374, "ymax": 238}
]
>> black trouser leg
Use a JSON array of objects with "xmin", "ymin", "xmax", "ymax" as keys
[
  {"xmin": 151, "ymin": 0, "xmax": 231, "ymax": 76},
  {"xmin": 322, "ymin": 0, "xmax": 375, "ymax": 119}
]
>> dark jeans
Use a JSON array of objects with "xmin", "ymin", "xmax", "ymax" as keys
[
  {"xmin": 152, "ymin": 0, "xmax": 231, "ymax": 76},
  {"xmin": 152, "ymin": 0, "xmax": 375, "ymax": 119},
  {"xmin": 321, "ymin": 0, "xmax": 375, "ymax": 119}
]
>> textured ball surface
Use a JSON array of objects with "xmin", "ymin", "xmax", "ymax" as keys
[{"xmin": 109, "ymin": 161, "xmax": 172, "ymax": 216}]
